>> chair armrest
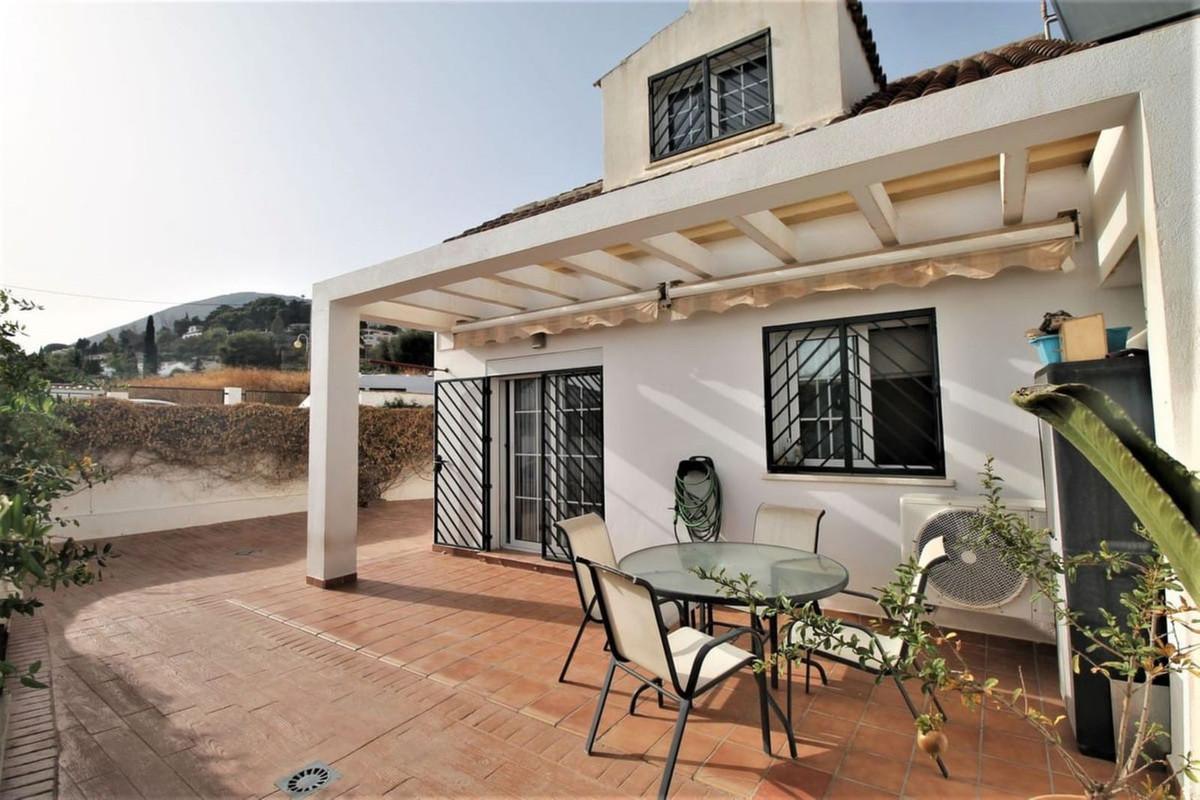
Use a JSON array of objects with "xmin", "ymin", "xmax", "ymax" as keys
[
  {"xmin": 685, "ymin": 626, "xmax": 763, "ymax": 696},
  {"xmin": 658, "ymin": 597, "xmax": 687, "ymax": 624}
]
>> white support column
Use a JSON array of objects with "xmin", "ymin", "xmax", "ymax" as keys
[{"xmin": 306, "ymin": 295, "xmax": 361, "ymax": 588}]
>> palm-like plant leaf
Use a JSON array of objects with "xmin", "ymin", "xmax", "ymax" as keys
[{"xmin": 1012, "ymin": 383, "xmax": 1200, "ymax": 600}]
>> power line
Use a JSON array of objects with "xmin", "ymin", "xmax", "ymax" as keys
[{"xmin": 1, "ymin": 284, "xmax": 303, "ymax": 307}]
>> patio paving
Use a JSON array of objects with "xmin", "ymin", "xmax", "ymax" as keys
[{"xmin": 11, "ymin": 499, "xmax": 1118, "ymax": 799}]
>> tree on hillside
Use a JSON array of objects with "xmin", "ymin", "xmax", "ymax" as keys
[
  {"xmin": 269, "ymin": 310, "xmax": 286, "ymax": 336},
  {"xmin": 392, "ymin": 329, "xmax": 434, "ymax": 366},
  {"xmin": 219, "ymin": 331, "xmax": 279, "ymax": 368},
  {"xmin": 100, "ymin": 334, "xmax": 118, "ymax": 354},
  {"xmin": 107, "ymin": 350, "xmax": 139, "ymax": 379},
  {"xmin": 117, "ymin": 328, "xmax": 139, "ymax": 354},
  {"xmin": 142, "ymin": 316, "xmax": 159, "ymax": 377}
]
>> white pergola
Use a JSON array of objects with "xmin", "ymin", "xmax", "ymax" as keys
[
  {"xmin": 303, "ymin": 23, "xmax": 1199, "ymax": 776},
  {"xmin": 305, "ymin": 24, "xmax": 1195, "ymax": 590}
]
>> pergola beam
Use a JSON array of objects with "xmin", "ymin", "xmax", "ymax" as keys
[
  {"xmin": 850, "ymin": 183, "xmax": 900, "ymax": 246},
  {"xmin": 358, "ymin": 300, "xmax": 465, "ymax": 329},
  {"xmin": 559, "ymin": 251, "xmax": 644, "ymax": 292},
  {"xmin": 729, "ymin": 211, "xmax": 801, "ymax": 263},
  {"xmin": 489, "ymin": 273, "xmax": 578, "ymax": 303},
  {"xmin": 636, "ymin": 233, "xmax": 714, "ymax": 279},
  {"xmin": 1001, "ymin": 149, "xmax": 1030, "ymax": 226},
  {"xmin": 440, "ymin": 278, "xmax": 563, "ymax": 311}
]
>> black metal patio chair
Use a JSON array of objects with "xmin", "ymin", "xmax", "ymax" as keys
[
  {"xmin": 579, "ymin": 558, "xmax": 797, "ymax": 800},
  {"xmin": 555, "ymin": 513, "xmax": 680, "ymax": 683},
  {"xmin": 783, "ymin": 534, "xmax": 952, "ymax": 779}
]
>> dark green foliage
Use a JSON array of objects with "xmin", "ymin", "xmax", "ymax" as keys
[
  {"xmin": 142, "ymin": 316, "xmax": 159, "ymax": 377},
  {"xmin": 392, "ymin": 329, "xmax": 433, "ymax": 366},
  {"xmin": 697, "ymin": 458, "xmax": 1197, "ymax": 799},
  {"xmin": 203, "ymin": 297, "xmax": 308, "ymax": 334},
  {"xmin": 1013, "ymin": 383, "xmax": 1200, "ymax": 602},
  {"xmin": 218, "ymin": 331, "xmax": 280, "ymax": 368},
  {"xmin": 0, "ymin": 290, "xmax": 111, "ymax": 688}
]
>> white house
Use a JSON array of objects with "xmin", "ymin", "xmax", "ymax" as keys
[
  {"xmin": 360, "ymin": 327, "xmax": 397, "ymax": 348},
  {"xmin": 181, "ymin": 324, "xmax": 204, "ymax": 339},
  {"xmin": 306, "ymin": 0, "xmax": 1197, "ymax": 780}
]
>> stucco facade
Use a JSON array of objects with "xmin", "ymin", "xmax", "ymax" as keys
[
  {"xmin": 599, "ymin": 0, "xmax": 879, "ymax": 190},
  {"xmin": 307, "ymin": 11, "xmax": 1198, "ymax": 783}
]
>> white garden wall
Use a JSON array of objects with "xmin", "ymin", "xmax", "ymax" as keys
[{"xmin": 54, "ymin": 466, "xmax": 433, "ymax": 541}]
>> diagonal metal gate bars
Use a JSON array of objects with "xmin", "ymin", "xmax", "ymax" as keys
[
  {"xmin": 541, "ymin": 369, "xmax": 604, "ymax": 561},
  {"xmin": 433, "ymin": 377, "xmax": 491, "ymax": 550}
]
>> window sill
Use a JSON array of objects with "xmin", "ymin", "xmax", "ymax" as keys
[
  {"xmin": 647, "ymin": 123, "xmax": 783, "ymax": 171},
  {"xmin": 762, "ymin": 472, "xmax": 956, "ymax": 488}
]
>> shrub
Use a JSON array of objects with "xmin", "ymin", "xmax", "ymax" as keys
[
  {"xmin": 126, "ymin": 368, "xmax": 310, "ymax": 392},
  {"xmin": 61, "ymin": 401, "xmax": 432, "ymax": 505},
  {"xmin": 219, "ymin": 331, "xmax": 280, "ymax": 368},
  {"xmin": 0, "ymin": 290, "xmax": 109, "ymax": 688}
]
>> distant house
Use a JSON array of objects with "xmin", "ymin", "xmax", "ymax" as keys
[
  {"xmin": 181, "ymin": 324, "xmax": 204, "ymax": 339},
  {"xmin": 360, "ymin": 328, "xmax": 396, "ymax": 348}
]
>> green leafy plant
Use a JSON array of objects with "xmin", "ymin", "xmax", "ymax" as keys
[
  {"xmin": 0, "ymin": 290, "xmax": 112, "ymax": 687},
  {"xmin": 698, "ymin": 459, "xmax": 1197, "ymax": 799},
  {"xmin": 0, "ymin": 495, "xmax": 110, "ymax": 688},
  {"xmin": 1012, "ymin": 383, "xmax": 1200, "ymax": 602}
]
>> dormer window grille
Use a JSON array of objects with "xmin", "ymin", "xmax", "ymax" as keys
[{"xmin": 649, "ymin": 30, "xmax": 772, "ymax": 161}]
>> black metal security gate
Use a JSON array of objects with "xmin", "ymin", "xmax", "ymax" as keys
[
  {"xmin": 540, "ymin": 369, "xmax": 604, "ymax": 561},
  {"xmin": 433, "ymin": 377, "xmax": 491, "ymax": 550}
]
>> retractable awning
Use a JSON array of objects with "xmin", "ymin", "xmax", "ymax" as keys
[{"xmin": 452, "ymin": 215, "xmax": 1077, "ymax": 347}]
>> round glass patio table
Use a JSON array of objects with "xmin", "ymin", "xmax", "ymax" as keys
[{"xmin": 617, "ymin": 541, "xmax": 849, "ymax": 605}]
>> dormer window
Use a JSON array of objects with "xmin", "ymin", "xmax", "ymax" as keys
[{"xmin": 649, "ymin": 30, "xmax": 773, "ymax": 161}]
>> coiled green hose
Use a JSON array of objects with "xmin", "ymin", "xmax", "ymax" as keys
[{"xmin": 672, "ymin": 456, "xmax": 722, "ymax": 542}]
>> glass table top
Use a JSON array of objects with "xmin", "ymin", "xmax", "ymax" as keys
[{"xmin": 617, "ymin": 541, "xmax": 849, "ymax": 604}]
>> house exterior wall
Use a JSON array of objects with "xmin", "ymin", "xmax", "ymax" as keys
[
  {"xmin": 436, "ymin": 168, "xmax": 1146, "ymax": 642},
  {"xmin": 599, "ymin": 0, "xmax": 873, "ymax": 190}
]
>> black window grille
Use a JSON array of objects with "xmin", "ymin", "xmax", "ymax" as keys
[
  {"xmin": 649, "ymin": 30, "xmax": 772, "ymax": 161},
  {"xmin": 762, "ymin": 309, "xmax": 945, "ymax": 476}
]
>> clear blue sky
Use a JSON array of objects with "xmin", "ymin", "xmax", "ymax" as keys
[{"xmin": 1, "ymin": 1, "xmax": 1052, "ymax": 350}]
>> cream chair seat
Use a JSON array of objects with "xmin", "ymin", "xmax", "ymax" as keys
[
  {"xmin": 579, "ymin": 558, "xmax": 796, "ymax": 800},
  {"xmin": 555, "ymin": 513, "xmax": 680, "ymax": 683}
]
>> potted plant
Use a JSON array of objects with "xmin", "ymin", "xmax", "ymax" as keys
[{"xmin": 699, "ymin": 453, "xmax": 1197, "ymax": 800}]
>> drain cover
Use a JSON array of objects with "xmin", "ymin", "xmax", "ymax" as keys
[{"xmin": 275, "ymin": 762, "xmax": 341, "ymax": 797}]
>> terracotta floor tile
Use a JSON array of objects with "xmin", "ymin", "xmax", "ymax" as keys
[
  {"xmin": 522, "ymin": 685, "xmax": 592, "ymax": 725},
  {"xmin": 979, "ymin": 755, "xmax": 1054, "ymax": 796},
  {"xmin": 646, "ymin": 728, "xmax": 722, "ymax": 778},
  {"xmin": 16, "ymin": 499, "xmax": 1070, "ymax": 800},
  {"xmin": 837, "ymin": 748, "xmax": 909, "ymax": 793},
  {"xmin": 600, "ymin": 713, "xmax": 675, "ymax": 756},
  {"xmin": 850, "ymin": 723, "xmax": 915, "ymax": 760},
  {"xmin": 825, "ymin": 777, "xmax": 898, "ymax": 799},
  {"xmin": 981, "ymin": 728, "xmax": 1050, "ymax": 767},
  {"xmin": 753, "ymin": 761, "xmax": 832, "ymax": 799},
  {"xmin": 695, "ymin": 740, "xmax": 775, "ymax": 796}
]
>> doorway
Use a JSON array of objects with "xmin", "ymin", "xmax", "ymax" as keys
[{"xmin": 502, "ymin": 368, "xmax": 604, "ymax": 560}]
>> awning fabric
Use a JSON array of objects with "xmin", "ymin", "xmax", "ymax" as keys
[{"xmin": 453, "ymin": 234, "xmax": 1074, "ymax": 348}]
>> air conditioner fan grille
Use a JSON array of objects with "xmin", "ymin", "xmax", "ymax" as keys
[{"xmin": 917, "ymin": 508, "xmax": 1027, "ymax": 608}]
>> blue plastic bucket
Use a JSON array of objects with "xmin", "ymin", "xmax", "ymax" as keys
[
  {"xmin": 1030, "ymin": 334, "xmax": 1062, "ymax": 365},
  {"xmin": 1106, "ymin": 326, "xmax": 1132, "ymax": 352}
]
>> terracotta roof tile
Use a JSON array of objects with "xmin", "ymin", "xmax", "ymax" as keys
[
  {"xmin": 449, "ymin": 37, "xmax": 1093, "ymax": 241},
  {"xmin": 836, "ymin": 37, "xmax": 1094, "ymax": 121}
]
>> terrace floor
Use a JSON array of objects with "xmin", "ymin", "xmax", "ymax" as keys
[{"xmin": 7, "ymin": 500, "xmax": 1117, "ymax": 799}]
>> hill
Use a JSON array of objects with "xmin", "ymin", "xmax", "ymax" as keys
[{"xmin": 86, "ymin": 292, "xmax": 303, "ymax": 342}]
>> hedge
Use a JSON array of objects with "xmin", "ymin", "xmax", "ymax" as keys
[{"xmin": 59, "ymin": 400, "xmax": 433, "ymax": 505}]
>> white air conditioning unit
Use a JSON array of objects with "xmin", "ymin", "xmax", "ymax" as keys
[{"xmin": 900, "ymin": 495, "xmax": 1055, "ymax": 642}]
